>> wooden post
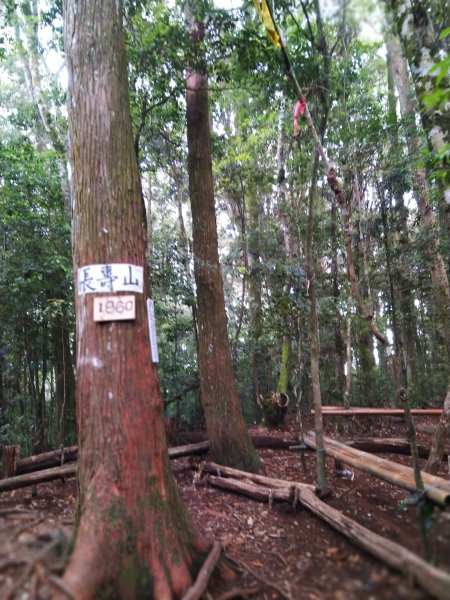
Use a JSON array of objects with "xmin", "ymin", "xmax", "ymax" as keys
[{"xmin": 1, "ymin": 445, "xmax": 20, "ymax": 479}]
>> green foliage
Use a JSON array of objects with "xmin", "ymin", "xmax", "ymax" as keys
[
  {"xmin": 0, "ymin": 138, "xmax": 73, "ymax": 452},
  {"xmin": 421, "ymin": 29, "xmax": 450, "ymax": 186}
]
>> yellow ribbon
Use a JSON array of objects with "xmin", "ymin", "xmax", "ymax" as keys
[{"xmin": 253, "ymin": 0, "xmax": 281, "ymax": 49}]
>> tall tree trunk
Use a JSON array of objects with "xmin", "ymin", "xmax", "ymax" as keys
[
  {"xmin": 339, "ymin": 178, "xmax": 389, "ymax": 347},
  {"xmin": 344, "ymin": 296, "xmax": 353, "ymax": 409},
  {"xmin": 276, "ymin": 104, "xmax": 293, "ymax": 400},
  {"xmin": 357, "ymin": 327, "xmax": 376, "ymax": 405},
  {"xmin": 172, "ymin": 162, "xmax": 199, "ymax": 355},
  {"xmin": 379, "ymin": 187, "xmax": 403, "ymax": 377},
  {"xmin": 185, "ymin": 4, "xmax": 261, "ymax": 472},
  {"xmin": 352, "ymin": 177, "xmax": 376, "ymax": 404},
  {"xmin": 387, "ymin": 27, "xmax": 450, "ymax": 360},
  {"xmin": 306, "ymin": 148, "xmax": 330, "ymax": 495},
  {"xmin": 248, "ymin": 189, "xmax": 265, "ymax": 403},
  {"xmin": 330, "ymin": 198, "xmax": 346, "ymax": 404},
  {"xmin": 52, "ymin": 314, "xmax": 76, "ymax": 446},
  {"xmin": 384, "ymin": 32, "xmax": 430, "ymax": 401},
  {"xmin": 62, "ymin": 1, "xmax": 206, "ymax": 597},
  {"xmin": 389, "ymin": 0, "xmax": 450, "ymax": 207},
  {"xmin": 386, "ymin": 19, "xmax": 450, "ymax": 463}
]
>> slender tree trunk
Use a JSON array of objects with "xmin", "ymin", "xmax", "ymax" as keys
[
  {"xmin": 62, "ymin": 1, "xmax": 207, "ymax": 596},
  {"xmin": 52, "ymin": 315, "xmax": 76, "ymax": 445},
  {"xmin": 305, "ymin": 146, "xmax": 330, "ymax": 494},
  {"xmin": 248, "ymin": 189, "xmax": 265, "ymax": 404},
  {"xmin": 185, "ymin": 4, "xmax": 261, "ymax": 472},
  {"xmin": 330, "ymin": 198, "xmax": 346, "ymax": 404},
  {"xmin": 0, "ymin": 342, "xmax": 4, "ymax": 420},
  {"xmin": 379, "ymin": 187, "xmax": 403, "ymax": 376},
  {"xmin": 352, "ymin": 177, "xmax": 377, "ymax": 404},
  {"xmin": 384, "ymin": 32, "xmax": 430, "ymax": 400},
  {"xmin": 145, "ymin": 169, "xmax": 153, "ymax": 262},
  {"xmin": 276, "ymin": 104, "xmax": 293, "ymax": 401},
  {"xmin": 339, "ymin": 179, "xmax": 389, "ymax": 347},
  {"xmin": 415, "ymin": 170, "xmax": 450, "ymax": 359},
  {"xmin": 344, "ymin": 297, "xmax": 353, "ymax": 409},
  {"xmin": 172, "ymin": 163, "xmax": 199, "ymax": 355},
  {"xmin": 302, "ymin": 0, "xmax": 331, "ymax": 492}
]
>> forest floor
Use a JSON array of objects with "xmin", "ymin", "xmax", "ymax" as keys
[{"xmin": 0, "ymin": 413, "xmax": 449, "ymax": 599}]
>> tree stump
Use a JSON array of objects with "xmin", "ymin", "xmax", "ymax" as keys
[
  {"xmin": 258, "ymin": 393, "xmax": 289, "ymax": 427},
  {"xmin": 1, "ymin": 445, "xmax": 20, "ymax": 479}
]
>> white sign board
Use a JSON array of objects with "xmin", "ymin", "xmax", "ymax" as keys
[
  {"xmin": 93, "ymin": 295, "xmax": 136, "ymax": 322},
  {"xmin": 147, "ymin": 298, "xmax": 159, "ymax": 363},
  {"xmin": 78, "ymin": 264, "xmax": 143, "ymax": 295}
]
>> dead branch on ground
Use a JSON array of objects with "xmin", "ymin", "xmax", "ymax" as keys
[
  {"xmin": 204, "ymin": 463, "xmax": 450, "ymax": 600},
  {"xmin": 182, "ymin": 541, "xmax": 222, "ymax": 600}
]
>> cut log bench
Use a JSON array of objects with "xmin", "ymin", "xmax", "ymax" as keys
[{"xmin": 312, "ymin": 407, "xmax": 442, "ymax": 416}]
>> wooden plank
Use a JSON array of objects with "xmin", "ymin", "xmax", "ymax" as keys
[
  {"xmin": 304, "ymin": 432, "xmax": 450, "ymax": 507},
  {"xmin": 313, "ymin": 407, "xmax": 441, "ymax": 416}
]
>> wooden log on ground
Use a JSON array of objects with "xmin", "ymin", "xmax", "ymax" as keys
[
  {"xmin": 10, "ymin": 435, "xmax": 303, "ymax": 480},
  {"xmin": 202, "ymin": 461, "xmax": 316, "ymax": 492},
  {"xmin": 16, "ymin": 445, "xmax": 78, "ymax": 475},
  {"xmin": 251, "ymin": 434, "xmax": 302, "ymax": 449},
  {"xmin": 296, "ymin": 485, "xmax": 450, "ymax": 600},
  {"xmin": 168, "ymin": 441, "xmax": 210, "ymax": 459},
  {"xmin": 2, "ymin": 439, "xmax": 210, "ymax": 492},
  {"xmin": 1, "ymin": 445, "xmax": 20, "ymax": 478},
  {"xmin": 304, "ymin": 432, "xmax": 450, "ymax": 507},
  {"xmin": 313, "ymin": 408, "xmax": 442, "ymax": 416},
  {"xmin": 175, "ymin": 432, "xmax": 302, "ymax": 449},
  {"xmin": 347, "ymin": 438, "xmax": 448, "ymax": 460},
  {"xmin": 207, "ymin": 474, "xmax": 294, "ymax": 503},
  {"xmin": 205, "ymin": 467, "xmax": 450, "ymax": 600},
  {"xmin": 168, "ymin": 435, "xmax": 304, "ymax": 459},
  {"xmin": 0, "ymin": 464, "xmax": 76, "ymax": 493}
]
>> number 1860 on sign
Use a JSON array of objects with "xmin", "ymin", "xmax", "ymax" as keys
[{"xmin": 93, "ymin": 295, "xmax": 136, "ymax": 322}]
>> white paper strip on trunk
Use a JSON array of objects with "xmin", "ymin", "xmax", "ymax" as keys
[
  {"xmin": 77, "ymin": 264, "xmax": 143, "ymax": 295},
  {"xmin": 147, "ymin": 298, "xmax": 159, "ymax": 363}
]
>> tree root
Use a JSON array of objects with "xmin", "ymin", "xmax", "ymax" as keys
[{"xmin": 182, "ymin": 541, "xmax": 222, "ymax": 600}]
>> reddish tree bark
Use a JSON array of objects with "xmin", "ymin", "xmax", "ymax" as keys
[
  {"xmin": 185, "ymin": 5, "xmax": 261, "ymax": 472},
  {"xmin": 62, "ymin": 1, "xmax": 207, "ymax": 597}
]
